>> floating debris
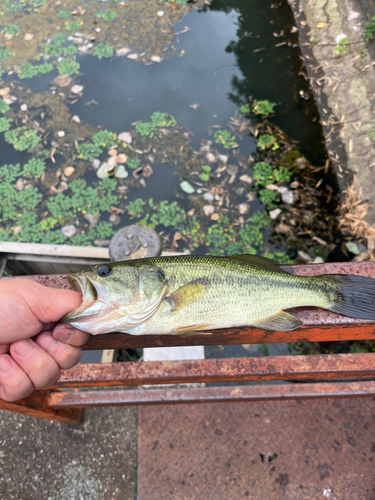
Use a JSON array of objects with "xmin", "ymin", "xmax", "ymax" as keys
[
  {"xmin": 64, "ymin": 166, "xmax": 75, "ymax": 177},
  {"xmin": 71, "ymin": 84, "xmax": 84, "ymax": 95},
  {"xmin": 61, "ymin": 225, "xmax": 76, "ymax": 238},
  {"xmin": 118, "ymin": 132, "xmax": 132, "ymax": 144},
  {"xmin": 114, "ymin": 165, "xmax": 129, "ymax": 178},
  {"xmin": 180, "ymin": 180, "xmax": 195, "ymax": 194}
]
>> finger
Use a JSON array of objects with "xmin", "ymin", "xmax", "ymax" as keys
[
  {"xmin": 0, "ymin": 344, "xmax": 10, "ymax": 355},
  {"xmin": 10, "ymin": 339, "xmax": 61, "ymax": 389},
  {"xmin": 35, "ymin": 332, "xmax": 82, "ymax": 370},
  {"xmin": 0, "ymin": 354, "xmax": 34, "ymax": 402},
  {"xmin": 52, "ymin": 324, "xmax": 90, "ymax": 347}
]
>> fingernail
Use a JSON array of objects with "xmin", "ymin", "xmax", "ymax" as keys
[
  {"xmin": 39, "ymin": 335, "xmax": 57, "ymax": 352},
  {"xmin": 0, "ymin": 356, "xmax": 13, "ymax": 373},
  {"xmin": 53, "ymin": 326, "xmax": 73, "ymax": 343},
  {"xmin": 15, "ymin": 339, "xmax": 33, "ymax": 357}
]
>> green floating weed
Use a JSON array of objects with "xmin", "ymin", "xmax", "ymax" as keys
[
  {"xmin": 365, "ymin": 16, "xmax": 375, "ymax": 43},
  {"xmin": 4, "ymin": 24, "xmax": 20, "ymax": 35},
  {"xmin": 77, "ymin": 142, "xmax": 103, "ymax": 162},
  {"xmin": 151, "ymin": 112, "xmax": 177, "ymax": 127},
  {"xmin": 0, "ymin": 45, "xmax": 11, "ymax": 62},
  {"xmin": 206, "ymin": 216, "xmax": 234, "ymax": 255},
  {"xmin": 125, "ymin": 198, "xmax": 146, "ymax": 218},
  {"xmin": 40, "ymin": 217, "xmax": 58, "ymax": 231},
  {"xmin": 57, "ymin": 59, "xmax": 80, "ymax": 76},
  {"xmin": 253, "ymin": 162, "xmax": 292, "ymax": 187},
  {"xmin": 45, "ymin": 34, "xmax": 68, "ymax": 57},
  {"xmin": 0, "ymin": 117, "xmax": 12, "ymax": 132},
  {"xmin": 239, "ymin": 104, "xmax": 250, "ymax": 114},
  {"xmin": 66, "ymin": 21, "xmax": 83, "ymax": 31},
  {"xmin": 266, "ymin": 252, "xmax": 294, "ymax": 265},
  {"xmin": 214, "ymin": 129, "xmax": 238, "ymax": 149},
  {"xmin": 0, "ymin": 99, "xmax": 10, "ymax": 115},
  {"xmin": 334, "ymin": 37, "xmax": 348, "ymax": 55},
  {"xmin": 135, "ymin": 122, "xmax": 154, "ymax": 137},
  {"xmin": 22, "ymin": 157, "xmax": 46, "ymax": 179},
  {"xmin": 238, "ymin": 211, "xmax": 271, "ymax": 249},
  {"xmin": 126, "ymin": 157, "xmax": 141, "ymax": 169},
  {"xmin": 257, "ymin": 134, "xmax": 279, "ymax": 151},
  {"xmin": 150, "ymin": 200, "xmax": 185, "ymax": 228},
  {"xmin": 5, "ymin": 127, "xmax": 41, "ymax": 151},
  {"xmin": 166, "ymin": 0, "xmax": 189, "ymax": 4},
  {"xmin": 199, "ymin": 165, "xmax": 211, "ymax": 182},
  {"xmin": 56, "ymin": 10, "xmax": 70, "ymax": 19},
  {"xmin": 0, "ymin": 163, "xmax": 22, "ymax": 183},
  {"xmin": 92, "ymin": 43, "xmax": 114, "ymax": 59},
  {"xmin": 252, "ymin": 100, "xmax": 275, "ymax": 117},
  {"xmin": 259, "ymin": 188, "xmax": 279, "ymax": 209},
  {"xmin": 92, "ymin": 130, "xmax": 118, "ymax": 149},
  {"xmin": 273, "ymin": 167, "xmax": 292, "ymax": 183},
  {"xmin": 98, "ymin": 10, "xmax": 117, "ymax": 20},
  {"xmin": 18, "ymin": 61, "xmax": 54, "ymax": 79}
]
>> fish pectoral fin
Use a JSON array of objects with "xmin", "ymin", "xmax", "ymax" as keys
[
  {"xmin": 166, "ymin": 278, "xmax": 209, "ymax": 312},
  {"xmin": 253, "ymin": 311, "xmax": 302, "ymax": 331},
  {"xmin": 174, "ymin": 324, "xmax": 214, "ymax": 336}
]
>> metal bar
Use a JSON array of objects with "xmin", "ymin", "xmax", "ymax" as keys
[
  {"xmin": 53, "ymin": 353, "xmax": 375, "ymax": 388},
  {"xmin": 2, "ymin": 261, "xmax": 375, "ymax": 349},
  {"xmin": 0, "ymin": 390, "xmax": 83, "ymax": 423},
  {"xmin": 49, "ymin": 380, "xmax": 375, "ymax": 408}
]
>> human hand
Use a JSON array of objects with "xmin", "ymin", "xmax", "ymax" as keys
[{"xmin": 0, "ymin": 278, "xmax": 88, "ymax": 402}]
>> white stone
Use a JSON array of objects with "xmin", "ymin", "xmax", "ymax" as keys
[
  {"xmin": 116, "ymin": 47, "xmax": 131, "ymax": 56},
  {"xmin": 127, "ymin": 53, "xmax": 138, "ymax": 60},
  {"xmin": 20, "ymin": 104, "xmax": 27, "ymax": 111},
  {"xmin": 206, "ymin": 153, "xmax": 216, "ymax": 163},
  {"xmin": 203, "ymin": 205, "xmax": 215, "ymax": 216},
  {"xmin": 24, "ymin": 33, "xmax": 34, "ymax": 41},
  {"xmin": 151, "ymin": 55, "xmax": 162, "ymax": 63},
  {"xmin": 118, "ymin": 131, "xmax": 132, "ymax": 144},
  {"xmin": 114, "ymin": 165, "xmax": 129, "ymax": 178},
  {"xmin": 239, "ymin": 174, "xmax": 252, "ymax": 184},
  {"xmin": 203, "ymin": 192, "xmax": 214, "ymax": 202},
  {"xmin": 92, "ymin": 159, "xmax": 100, "ymax": 169},
  {"xmin": 107, "ymin": 156, "xmax": 117, "ymax": 168},
  {"xmin": 72, "ymin": 115, "xmax": 80, "ymax": 123},
  {"xmin": 71, "ymin": 84, "xmax": 84, "ymax": 94},
  {"xmin": 156, "ymin": 10, "xmax": 164, "ymax": 17},
  {"xmin": 238, "ymin": 203, "xmax": 249, "ymax": 214},
  {"xmin": 217, "ymin": 154, "xmax": 228, "ymax": 164},
  {"xmin": 61, "ymin": 225, "xmax": 76, "ymax": 238},
  {"xmin": 269, "ymin": 208, "xmax": 281, "ymax": 219},
  {"xmin": 57, "ymin": 130, "xmax": 65, "ymax": 137},
  {"xmin": 278, "ymin": 186, "xmax": 294, "ymax": 204}
]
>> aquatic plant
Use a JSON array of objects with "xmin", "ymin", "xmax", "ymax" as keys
[
  {"xmin": 98, "ymin": 10, "xmax": 117, "ymax": 21},
  {"xmin": 0, "ymin": 117, "xmax": 12, "ymax": 133},
  {"xmin": 365, "ymin": 16, "xmax": 375, "ymax": 42},
  {"xmin": 252, "ymin": 100, "xmax": 275, "ymax": 117},
  {"xmin": 40, "ymin": 217, "xmax": 58, "ymax": 231},
  {"xmin": 0, "ymin": 45, "xmax": 11, "ymax": 62},
  {"xmin": 56, "ymin": 10, "xmax": 70, "ymax": 19},
  {"xmin": 18, "ymin": 62, "xmax": 53, "ymax": 79},
  {"xmin": 266, "ymin": 252, "xmax": 294, "ymax": 265},
  {"xmin": 66, "ymin": 21, "xmax": 83, "ymax": 31},
  {"xmin": 22, "ymin": 157, "xmax": 46, "ymax": 179},
  {"xmin": 126, "ymin": 157, "xmax": 141, "ymax": 170},
  {"xmin": 92, "ymin": 130, "xmax": 118, "ymax": 149},
  {"xmin": 334, "ymin": 37, "xmax": 348, "ymax": 55},
  {"xmin": 45, "ymin": 34, "xmax": 68, "ymax": 56},
  {"xmin": 77, "ymin": 142, "xmax": 103, "ymax": 162},
  {"xmin": 238, "ymin": 211, "xmax": 271, "ymax": 249},
  {"xmin": 252, "ymin": 163, "xmax": 273, "ymax": 187},
  {"xmin": 57, "ymin": 59, "xmax": 80, "ymax": 76},
  {"xmin": 150, "ymin": 201, "xmax": 185, "ymax": 228},
  {"xmin": 259, "ymin": 188, "xmax": 279, "ymax": 209},
  {"xmin": 239, "ymin": 104, "xmax": 250, "ymax": 114},
  {"xmin": 92, "ymin": 43, "xmax": 114, "ymax": 59},
  {"xmin": 214, "ymin": 129, "xmax": 238, "ymax": 149},
  {"xmin": 166, "ymin": 0, "xmax": 189, "ymax": 4},
  {"xmin": 273, "ymin": 167, "xmax": 292, "ymax": 184},
  {"xmin": 257, "ymin": 134, "xmax": 279, "ymax": 151},
  {"xmin": 43, "ymin": 230, "xmax": 67, "ymax": 245},
  {"xmin": 135, "ymin": 122, "xmax": 154, "ymax": 137},
  {"xmin": 199, "ymin": 165, "xmax": 211, "ymax": 182},
  {"xmin": 206, "ymin": 217, "xmax": 235, "ymax": 255},
  {"xmin": 0, "ymin": 163, "xmax": 21, "ymax": 183},
  {"xmin": 3, "ymin": 24, "xmax": 19, "ymax": 35},
  {"xmin": 126, "ymin": 198, "xmax": 146, "ymax": 218},
  {"xmin": 150, "ymin": 112, "xmax": 177, "ymax": 128},
  {"xmin": 5, "ymin": 127, "xmax": 41, "ymax": 151}
]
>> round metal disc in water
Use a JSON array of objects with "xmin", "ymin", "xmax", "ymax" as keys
[{"xmin": 109, "ymin": 225, "xmax": 162, "ymax": 261}]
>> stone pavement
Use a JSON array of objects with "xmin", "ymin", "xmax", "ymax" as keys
[{"xmin": 0, "ymin": 407, "xmax": 137, "ymax": 500}]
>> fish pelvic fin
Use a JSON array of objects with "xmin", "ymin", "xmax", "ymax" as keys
[
  {"xmin": 319, "ymin": 274, "xmax": 375, "ymax": 320},
  {"xmin": 166, "ymin": 277, "xmax": 209, "ymax": 312},
  {"xmin": 174, "ymin": 323, "xmax": 214, "ymax": 336},
  {"xmin": 253, "ymin": 311, "xmax": 302, "ymax": 331}
]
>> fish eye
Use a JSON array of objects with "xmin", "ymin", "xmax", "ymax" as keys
[{"xmin": 97, "ymin": 264, "xmax": 112, "ymax": 277}]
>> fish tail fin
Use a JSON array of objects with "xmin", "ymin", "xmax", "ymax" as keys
[{"xmin": 319, "ymin": 274, "xmax": 375, "ymax": 320}]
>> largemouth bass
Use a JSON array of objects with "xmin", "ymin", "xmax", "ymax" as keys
[{"xmin": 62, "ymin": 254, "xmax": 375, "ymax": 335}]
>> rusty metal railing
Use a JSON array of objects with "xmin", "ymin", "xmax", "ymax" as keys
[{"xmin": 1, "ymin": 261, "xmax": 375, "ymax": 423}]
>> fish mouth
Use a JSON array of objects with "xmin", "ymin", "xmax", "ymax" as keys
[{"xmin": 62, "ymin": 273, "xmax": 101, "ymax": 323}]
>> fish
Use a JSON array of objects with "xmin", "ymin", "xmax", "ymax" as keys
[{"xmin": 61, "ymin": 254, "xmax": 375, "ymax": 335}]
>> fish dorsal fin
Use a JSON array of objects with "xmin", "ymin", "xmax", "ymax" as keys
[
  {"xmin": 166, "ymin": 277, "xmax": 209, "ymax": 312},
  {"xmin": 253, "ymin": 311, "xmax": 302, "ymax": 331},
  {"xmin": 229, "ymin": 254, "xmax": 293, "ymax": 274}
]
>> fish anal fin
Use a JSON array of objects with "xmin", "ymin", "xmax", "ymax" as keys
[
  {"xmin": 229, "ymin": 254, "xmax": 293, "ymax": 274},
  {"xmin": 253, "ymin": 311, "xmax": 302, "ymax": 331},
  {"xmin": 174, "ymin": 323, "xmax": 214, "ymax": 336},
  {"xmin": 166, "ymin": 278, "xmax": 209, "ymax": 312}
]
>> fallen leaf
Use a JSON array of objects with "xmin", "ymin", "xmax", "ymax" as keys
[
  {"xmin": 71, "ymin": 84, "xmax": 84, "ymax": 94},
  {"xmin": 107, "ymin": 156, "xmax": 117, "ymax": 168},
  {"xmin": 114, "ymin": 165, "xmax": 128, "ymax": 178},
  {"xmin": 118, "ymin": 131, "xmax": 132, "ymax": 144},
  {"xmin": 203, "ymin": 205, "xmax": 215, "ymax": 216},
  {"xmin": 53, "ymin": 75, "xmax": 72, "ymax": 87},
  {"xmin": 143, "ymin": 165, "xmax": 153, "ymax": 177},
  {"xmin": 211, "ymin": 213, "xmax": 220, "ymax": 221},
  {"xmin": 64, "ymin": 166, "xmax": 75, "ymax": 177},
  {"xmin": 116, "ymin": 153, "xmax": 128, "ymax": 163},
  {"xmin": 108, "ymin": 149, "xmax": 117, "ymax": 157},
  {"xmin": 0, "ymin": 87, "xmax": 10, "ymax": 97},
  {"xmin": 316, "ymin": 22, "xmax": 326, "ymax": 28},
  {"xmin": 180, "ymin": 180, "xmax": 195, "ymax": 194},
  {"xmin": 238, "ymin": 203, "xmax": 249, "ymax": 214},
  {"xmin": 24, "ymin": 33, "xmax": 34, "ymax": 41},
  {"xmin": 239, "ymin": 174, "xmax": 252, "ymax": 183}
]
